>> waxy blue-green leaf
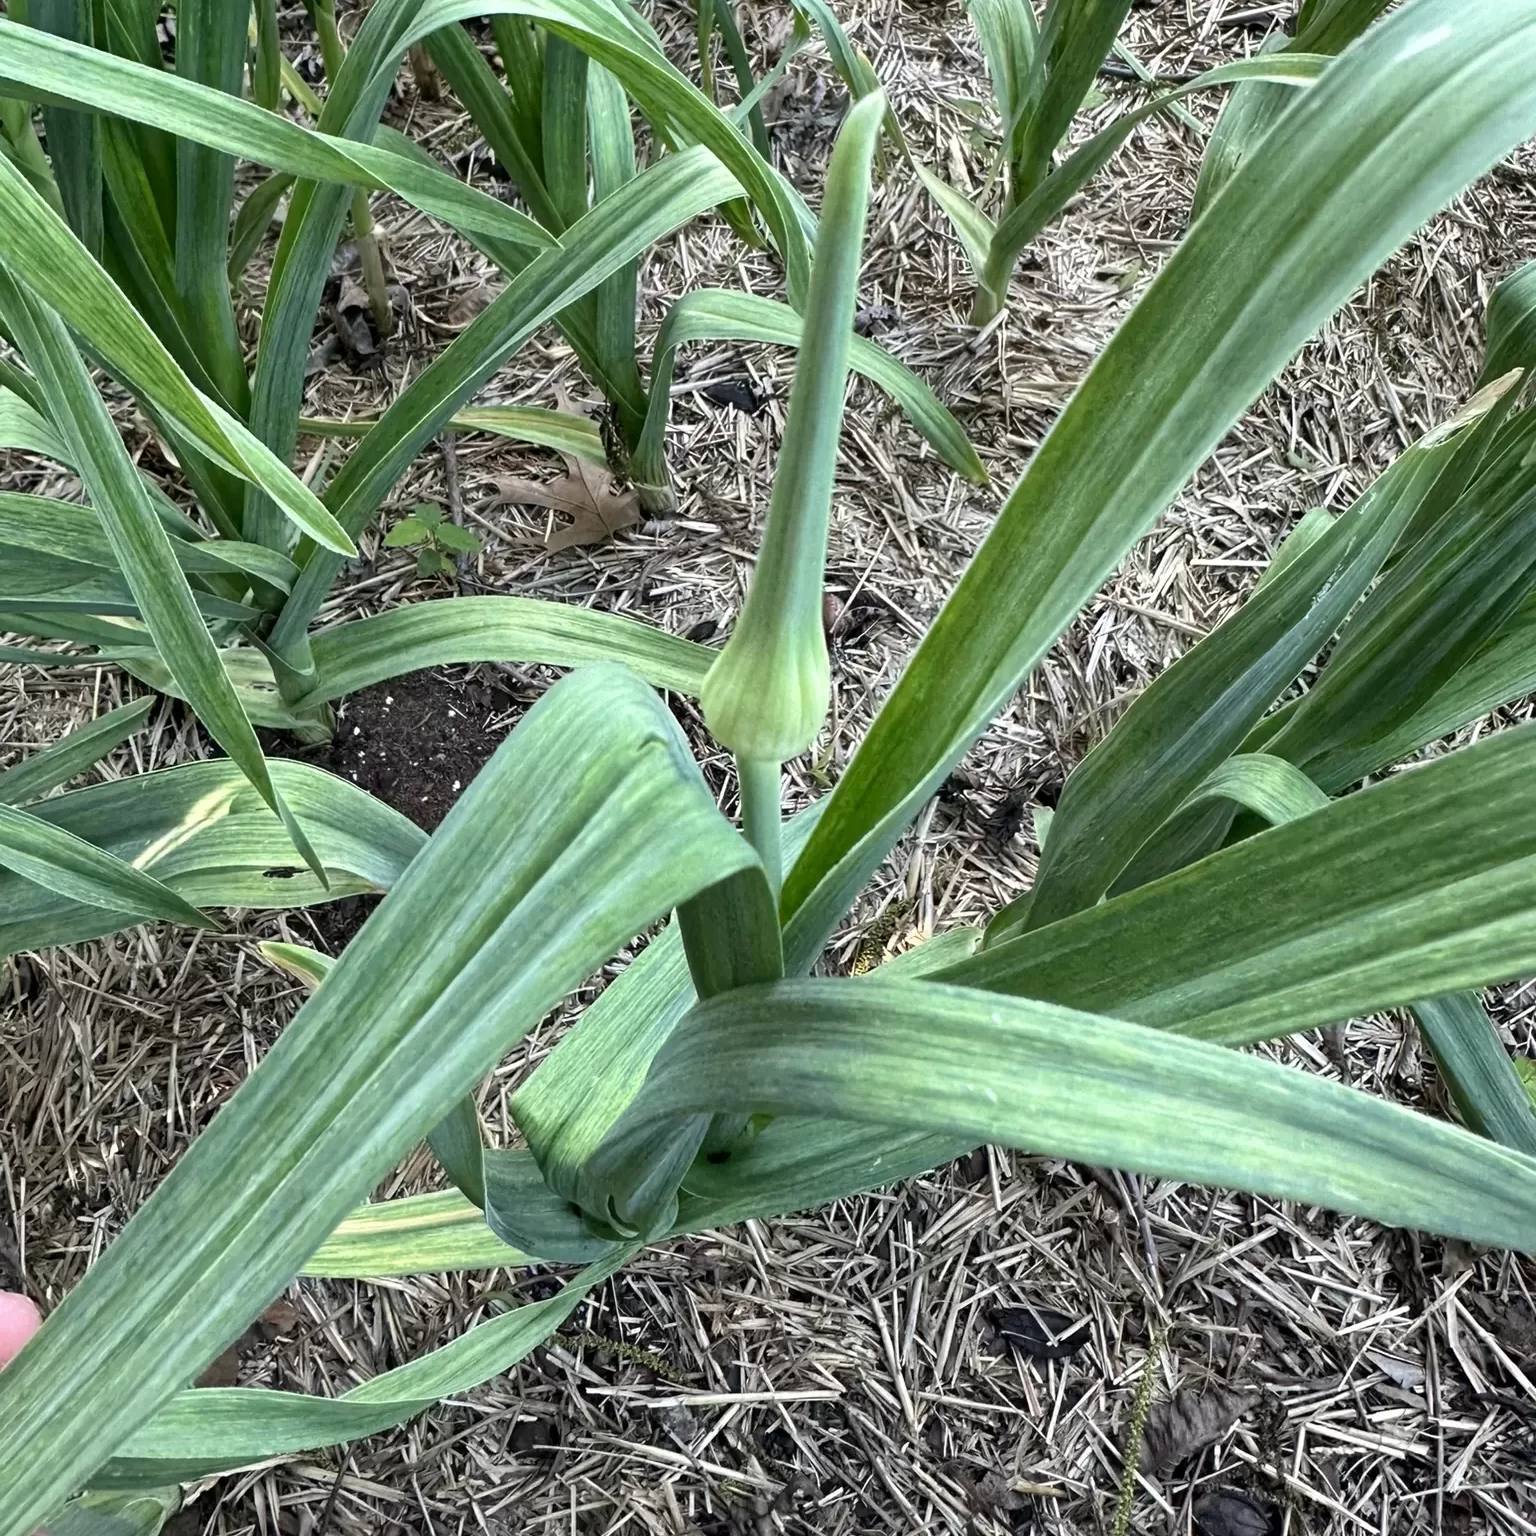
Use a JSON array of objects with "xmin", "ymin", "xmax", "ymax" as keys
[
  {"xmin": 89, "ymin": 1250, "xmax": 630, "ymax": 1488},
  {"xmin": 0, "ymin": 146, "xmax": 353, "ymax": 555},
  {"xmin": 0, "ymin": 801, "xmax": 213, "ymax": 929},
  {"xmin": 1193, "ymin": 0, "xmax": 1390, "ymax": 217},
  {"xmin": 0, "ymin": 667, "xmax": 764, "ymax": 1528},
  {"xmin": 783, "ymin": 0, "xmax": 1536, "ymax": 977},
  {"xmin": 0, "ymin": 267, "xmax": 324, "ymax": 877},
  {"xmin": 1010, "ymin": 384, "xmax": 1504, "ymax": 936},
  {"xmin": 945, "ymin": 723, "xmax": 1536, "ymax": 1048},
  {"xmin": 629, "ymin": 287, "xmax": 985, "ymax": 500},
  {"xmin": 975, "ymin": 54, "xmax": 1327, "ymax": 320},
  {"xmin": 1414, "ymin": 992, "xmax": 1536, "ymax": 1156},
  {"xmin": 598, "ymin": 976, "xmax": 1536, "ymax": 1249},
  {"xmin": 0, "ymin": 698, "xmax": 152, "ymax": 806},
  {"xmin": 0, "ymin": 758, "xmax": 423, "ymax": 957}
]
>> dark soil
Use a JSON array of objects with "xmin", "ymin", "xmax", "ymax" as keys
[{"xmin": 275, "ymin": 666, "xmax": 525, "ymax": 953}]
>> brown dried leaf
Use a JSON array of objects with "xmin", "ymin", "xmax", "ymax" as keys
[
  {"xmin": 1144, "ymin": 1383, "xmax": 1256, "ymax": 1472},
  {"xmin": 498, "ymin": 450, "xmax": 641, "ymax": 551}
]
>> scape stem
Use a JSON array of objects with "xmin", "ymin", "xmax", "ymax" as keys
[{"xmin": 737, "ymin": 757, "xmax": 782, "ymax": 903}]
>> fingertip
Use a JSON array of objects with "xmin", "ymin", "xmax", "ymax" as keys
[{"xmin": 0, "ymin": 1290, "xmax": 42, "ymax": 1367}]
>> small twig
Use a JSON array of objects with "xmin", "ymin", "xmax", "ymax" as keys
[
  {"xmin": 316, "ymin": 1449, "xmax": 353, "ymax": 1536},
  {"xmin": 440, "ymin": 430, "xmax": 470, "ymax": 593}
]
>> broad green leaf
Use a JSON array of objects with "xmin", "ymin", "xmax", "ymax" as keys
[
  {"xmin": 1011, "ymin": 390, "xmax": 1499, "ymax": 936},
  {"xmin": 0, "ymin": 269, "xmax": 323, "ymax": 877},
  {"xmin": 303, "ymin": 1188, "xmax": 529, "ymax": 1277},
  {"xmin": 44, "ymin": 1489, "xmax": 179, "ymax": 1536},
  {"xmin": 1479, "ymin": 261, "xmax": 1536, "ymax": 388},
  {"xmin": 302, "ymin": 404, "xmax": 608, "ymax": 464},
  {"xmin": 598, "ymin": 975, "xmax": 1536, "ymax": 1249},
  {"xmin": 291, "ymin": 597, "xmax": 716, "ymax": 708},
  {"xmin": 0, "ymin": 147, "xmax": 353, "ymax": 555},
  {"xmin": 424, "ymin": 22, "xmax": 557, "ymax": 230},
  {"xmin": 268, "ymin": 145, "xmax": 745, "ymax": 658},
  {"xmin": 512, "ymin": 804, "xmax": 823, "ymax": 1226},
  {"xmin": 171, "ymin": 0, "xmax": 249, "ymax": 414},
  {"xmin": 1009, "ymin": 0, "xmax": 1134, "ymax": 195},
  {"xmin": 588, "ymin": 59, "xmax": 648, "ymax": 455},
  {"xmin": 629, "ymin": 288, "xmax": 986, "ymax": 500},
  {"xmin": 25, "ymin": 0, "xmax": 102, "ymax": 258},
  {"xmin": 0, "ymin": 20, "xmax": 558, "ymax": 255},
  {"xmin": 543, "ymin": 33, "xmax": 590, "ymax": 231},
  {"xmin": 257, "ymin": 939, "xmax": 334, "ymax": 989},
  {"xmin": 227, "ymin": 170, "xmax": 294, "ymax": 282},
  {"xmin": 699, "ymin": 0, "xmax": 770, "ymax": 159},
  {"xmin": 913, "ymin": 162, "xmax": 995, "ymax": 282},
  {"xmin": 0, "ymin": 491, "xmax": 296, "ymax": 591},
  {"xmin": 1314, "ymin": 589, "xmax": 1536, "ymax": 792},
  {"xmin": 944, "ymin": 723, "xmax": 1536, "ymax": 1048},
  {"xmin": 967, "ymin": 0, "xmax": 1036, "ymax": 139},
  {"xmin": 0, "ymin": 666, "xmax": 763, "ymax": 1527},
  {"xmin": 1193, "ymin": 0, "xmax": 1396, "ymax": 218},
  {"xmin": 1415, "ymin": 992, "xmax": 1536, "ymax": 1156},
  {"xmin": 1267, "ymin": 410, "xmax": 1536, "ymax": 783},
  {"xmin": 0, "ymin": 801, "xmax": 213, "ymax": 929},
  {"xmin": 0, "ymin": 758, "xmax": 424, "ymax": 957},
  {"xmin": 89, "ymin": 1250, "xmax": 630, "ymax": 1489},
  {"xmin": 783, "ymin": 0, "xmax": 1536, "ymax": 978},
  {"xmin": 0, "ymin": 697, "xmax": 152, "ymax": 805}
]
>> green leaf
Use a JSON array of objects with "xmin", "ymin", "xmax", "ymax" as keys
[
  {"xmin": 0, "ymin": 18, "xmax": 556, "ymax": 257},
  {"xmin": 302, "ymin": 1188, "xmax": 529, "ymax": 1277},
  {"xmin": 1266, "ymin": 406, "xmax": 1536, "ymax": 785},
  {"xmin": 1414, "ymin": 992, "xmax": 1536, "ymax": 1155},
  {"xmin": 303, "ymin": 403, "xmax": 608, "ymax": 464},
  {"xmin": 1009, "ymin": 0, "xmax": 1134, "ymax": 194},
  {"xmin": 0, "ymin": 758, "xmax": 424, "ymax": 958},
  {"xmin": 978, "ymin": 55, "xmax": 1328, "ymax": 321},
  {"xmin": 629, "ymin": 287, "xmax": 986, "ymax": 500},
  {"xmin": 416, "ymin": 547, "xmax": 449, "ymax": 577},
  {"xmin": 268, "ymin": 144, "xmax": 746, "ymax": 658},
  {"xmin": 0, "ymin": 801, "xmax": 214, "ymax": 929},
  {"xmin": 783, "ymin": 0, "xmax": 1536, "ymax": 977},
  {"xmin": 301, "ymin": 597, "xmax": 715, "ymax": 704},
  {"xmin": 383, "ymin": 515, "xmax": 430, "ymax": 547},
  {"xmin": 597, "ymin": 975, "xmax": 1536, "ymax": 1250},
  {"xmin": 1478, "ymin": 260, "xmax": 1536, "ymax": 388},
  {"xmin": 44, "ymin": 1488, "xmax": 179, "ymax": 1536},
  {"xmin": 0, "ymin": 268, "xmax": 324, "ymax": 879},
  {"xmin": 91, "ymin": 1250, "xmax": 630, "ymax": 1488},
  {"xmin": 0, "ymin": 147, "xmax": 354, "ymax": 556},
  {"xmin": 966, "ymin": 0, "xmax": 1037, "ymax": 139},
  {"xmin": 1009, "ymin": 389, "xmax": 1499, "ymax": 936},
  {"xmin": 913, "ymin": 161, "xmax": 995, "ymax": 282},
  {"xmin": 171, "ymin": 0, "xmax": 250, "ymax": 414},
  {"xmin": 227, "ymin": 170, "xmax": 294, "ymax": 282},
  {"xmin": 411, "ymin": 500, "xmax": 444, "ymax": 528},
  {"xmin": 944, "ymin": 723, "xmax": 1536, "ymax": 1049},
  {"xmin": 25, "ymin": 0, "xmax": 102, "ymax": 258},
  {"xmin": 433, "ymin": 522, "xmax": 482, "ymax": 555},
  {"xmin": 0, "ymin": 697, "xmax": 153, "ymax": 805},
  {"xmin": 256, "ymin": 939, "xmax": 334, "ymax": 989},
  {"xmin": 0, "ymin": 666, "xmax": 764, "ymax": 1525}
]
